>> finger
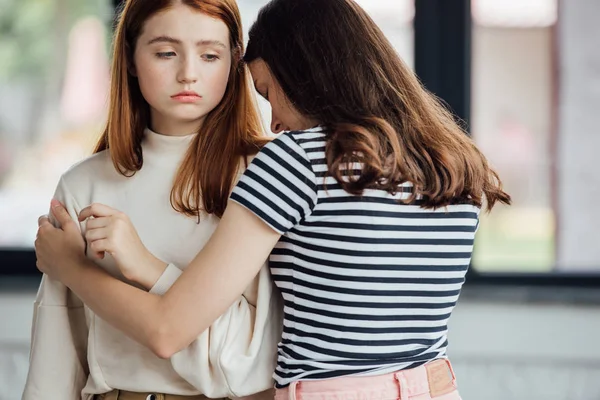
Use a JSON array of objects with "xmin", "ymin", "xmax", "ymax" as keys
[
  {"xmin": 89, "ymin": 239, "xmax": 111, "ymax": 255},
  {"xmin": 38, "ymin": 215, "xmax": 52, "ymax": 228},
  {"xmin": 50, "ymin": 200, "xmax": 76, "ymax": 229},
  {"xmin": 79, "ymin": 203, "xmax": 120, "ymax": 222},
  {"xmin": 84, "ymin": 217, "xmax": 111, "ymax": 230},
  {"xmin": 85, "ymin": 227, "xmax": 108, "ymax": 242}
]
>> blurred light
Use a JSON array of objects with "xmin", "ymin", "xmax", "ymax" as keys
[
  {"xmin": 354, "ymin": 0, "xmax": 415, "ymax": 24},
  {"xmin": 473, "ymin": 0, "xmax": 557, "ymax": 27}
]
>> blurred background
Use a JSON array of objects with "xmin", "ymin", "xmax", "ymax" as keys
[{"xmin": 1, "ymin": 0, "xmax": 599, "ymax": 399}]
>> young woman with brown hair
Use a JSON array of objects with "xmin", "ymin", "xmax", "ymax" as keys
[
  {"xmin": 23, "ymin": 1, "xmax": 280, "ymax": 399},
  {"xmin": 34, "ymin": 0, "xmax": 511, "ymax": 399}
]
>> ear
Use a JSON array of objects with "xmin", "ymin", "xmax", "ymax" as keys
[{"xmin": 233, "ymin": 44, "xmax": 244, "ymax": 69}]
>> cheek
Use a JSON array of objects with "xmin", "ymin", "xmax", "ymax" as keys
[
  {"xmin": 284, "ymin": 101, "xmax": 307, "ymax": 127},
  {"xmin": 136, "ymin": 63, "xmax": 169, "ymax": 103},
  {"xmin": 273, "ymin": 99, "xmax": 296, "ymax": 125},
  {"xmin": 204, "ymin": 63, "xmax": 231, "ymax": 100}
]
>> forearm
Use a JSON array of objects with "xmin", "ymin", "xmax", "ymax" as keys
[
  {"xmin": 61, "ymin": 257, "xmax": 167, "ymax": 355},
  {"xmin": 54, "ymin": 202, "xmax": 279, "ymax": 359},
  {"xmin": 131, "ymin": 256, "xmax": 170, "ymax": 291}
]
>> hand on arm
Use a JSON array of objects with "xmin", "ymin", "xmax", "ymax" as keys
[
  {"xmin": 77, "ymin": 203, "xmax": 169, "ymax": 289},
  {"xmin": 34, "ymin": 199, "xmax": 280, "ymax": 358}
]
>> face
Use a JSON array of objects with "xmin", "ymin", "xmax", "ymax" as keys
[
  {"xmin": 133, "ymin": 3, "xmax": 232, "ymax": 136},
  {"xmin": 248, "ymin": 59, "xmax": 318, "ymax": 134}
]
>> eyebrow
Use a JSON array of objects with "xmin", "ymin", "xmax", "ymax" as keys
[{"xmin": 147, "ymin": 36, "xmax": 227, "ymax": 48}]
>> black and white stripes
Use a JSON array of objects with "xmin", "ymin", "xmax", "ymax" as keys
[{"xmin": 231, "ymin": 127, "xmax": 479, "ymax": 388}]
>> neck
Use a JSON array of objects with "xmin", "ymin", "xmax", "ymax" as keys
[
  {"xmin": 150, "ymin": 114, "xmax": 206, "ymax": 137},
  {"xmin": 142, "ymin": 127, "xmax": 197, "ymax": 158}
]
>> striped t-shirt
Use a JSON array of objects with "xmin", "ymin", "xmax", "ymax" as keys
[{"xmin": 230, "ymin": 127, "xmax": 480, "ymax": 388}]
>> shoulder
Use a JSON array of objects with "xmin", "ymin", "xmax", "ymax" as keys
[
  {"xmin": 57, "ymin": 149, "xmax": 118, "ymax": 198},
  {"xmin": 60, "ymin": 150, "xmax": 111, "ymax": 184},
  {"xmin": 286, "ymin": 127, "xmax": 328, "ymax": 140},
  {"xmin": 280, "ymin": 128, "xmax": 327, "ymax": 149},
  {"xmin": 258, "ymin": 128, "xmax": 326, "ymax": 164}
]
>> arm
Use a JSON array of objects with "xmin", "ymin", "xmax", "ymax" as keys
[
  {"xmin": 140, "ymin": 252, "xmax": 282, "ymax": 397},
  {"xmin": 160, "ymin": 261, "xmax": 282, "ymax": 397},
  {"xmin": 39, "ymin": 200, "xmax": 280, "ymax": 359},
  {"xmin": 23, "ymin": 179, "xmax": 89, "ymax": 400},
  {"xmin": 34, "ymin": 201, "xmax": 278, "ymax": 399},
  {"xmin": 35, "ymin": 133, "xmax": 315, "ymax": 362}
]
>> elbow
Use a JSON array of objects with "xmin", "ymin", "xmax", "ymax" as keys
[
  {"xmin": 149, "ymin": 325, "xmax": 179, "ymax": 359},
  {"xmin": 151, "ymin": 340, "xmax": 176, "ymax": 360}
]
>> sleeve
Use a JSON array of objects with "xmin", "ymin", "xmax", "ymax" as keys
[
  {"xmin": 151, "ymin": 156, "xmax": 284, "ymax": 398},
  {"xmin": 167, "ymin": 262, "xmax": 283, "ymax": 398},
  {"xmin": 230, "ymin": 133, "xmax": 318, "ymax": 234},
  {"xmin": 148, "ymin": 264, "xmax": 183, "ymax": 295},
  {"xmin": 22, "ymin": 177, "xmax": 90, "ymax": 400}
]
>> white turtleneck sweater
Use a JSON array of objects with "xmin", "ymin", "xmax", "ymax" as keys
[{"xmin": 22, "ymin": 129, "xmax": 282, "ymax": 400}]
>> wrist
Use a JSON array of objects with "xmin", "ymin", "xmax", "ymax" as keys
[
  {"xmin": 61, "ymin": 254, "xmax": 93, "ymax": 287},
  {"xmin": 131, "ymin": 254, "xmax": 168, "ymax": 290}
]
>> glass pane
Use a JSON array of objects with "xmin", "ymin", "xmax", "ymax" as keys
[
  {"xmin": 354, "ymin": 0, "xmax": 414, "ymax": 68},
  {"xmin": 0, "ymin": 0, "xmax": 112, "ymax": 248},
  {"xmin": 471, "ymin": 0, "xmax": 557, "ymax": 272}
]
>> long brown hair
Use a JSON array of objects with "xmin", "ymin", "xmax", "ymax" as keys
[
  {"xmin": 96, "ymin": 0, "xmax": 268, "ymax": 218},
  {"xmin": 245, "ymin": 0, "xmax": 510, "ymax": 211}
]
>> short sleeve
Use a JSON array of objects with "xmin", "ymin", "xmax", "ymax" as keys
[{"xmin": 230, "ymin": 132, "xmax": 318, "ymax": 234}]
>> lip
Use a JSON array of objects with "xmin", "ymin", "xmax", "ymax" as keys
[{"xmin": 171, "ymin": 91, "xmax": 202, "ymax": 102}]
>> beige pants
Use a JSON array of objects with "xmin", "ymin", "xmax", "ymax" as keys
[{"xmin": 94, "ymin": 390, "xmax": 226, "ymax": 400}]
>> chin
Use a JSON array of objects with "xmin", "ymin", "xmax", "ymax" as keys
[{"xmin": 170, "ymin": 110, "xmax": 207, "ymax": 122}]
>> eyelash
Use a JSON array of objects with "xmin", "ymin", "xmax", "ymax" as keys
[
  {"xmin": 202, "ymin": 54, "xmax": 220, "ymax": 62},
  {"xmin": 156, "ymin": 51, "xmax": 176, "ymax": 59},
  {"xmin": 155, "ymin": 52, "xmax": 220, "ymax": 62}
]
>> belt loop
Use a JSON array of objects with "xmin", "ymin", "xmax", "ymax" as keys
[
  {"xmin": 288, "ymin": 381, "xmax": 299, "ymax": 400},
  {"xmin": 394, "ymin": 372, "xmax": 410, "ymax": 400},
  {"xmin": 444, "ymin": 359, "xmax": 457, "ymax": 385}
]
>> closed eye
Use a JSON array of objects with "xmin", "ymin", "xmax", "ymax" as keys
[{"xmin": 156, "ymin": 51, "xmax": 176, "ymax": 59}]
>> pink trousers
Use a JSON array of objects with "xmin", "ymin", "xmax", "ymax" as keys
[{"xmin": 275, "ymin": 359, "xmax": 461, "ymax": 400}]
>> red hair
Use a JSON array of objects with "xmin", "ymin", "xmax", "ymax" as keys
[{"xmin": 95, "ymin": 0, "xmax": 268, "ymax": 218}]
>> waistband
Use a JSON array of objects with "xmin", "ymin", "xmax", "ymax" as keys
[{"xmin": 275, "ymin": 358, "xmax": 458, "ymax": 400}]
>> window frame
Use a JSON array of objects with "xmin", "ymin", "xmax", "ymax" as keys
[{"xmin": 3, "ymin": 0, "xmax": 600, "ymax": 290}]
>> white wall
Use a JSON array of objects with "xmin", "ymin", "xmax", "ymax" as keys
[
  {"xmin": 448, "ymin": 298, "xmax": 600, "ymax": 400},
  {"xmin": 2, "ymin": 289, "xmax": 600, "ymax": 400},
  {"xmin": 556, "ymin": 0, "xmax": 600, "ymax": 270},
  {"xmin": 0, "ymin": 290, "xmax": 36, "ymax": 400}
]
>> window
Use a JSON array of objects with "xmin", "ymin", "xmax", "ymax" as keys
[
  {"xmin": 471, "ymin": 0, "xmax": 558, "ymax": 273},
  {"xmin": 471, "ymin": 0, "xmax": 600, "ymax": 276},
  {"xmin": 0, "ymin": 0, "xmax": 113, "ymax": 249}
]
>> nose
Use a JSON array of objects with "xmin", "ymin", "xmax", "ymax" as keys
[
  {"xmin": 271, "ymin": 121, "xmax": 285, "ymax": 134},
  {"xmin": 177, "ymin": 55, "xmax": 198, "ymax": 84},
  {"xmin": 270, "ymin": 114, "xmax": 284, "ymax": 134}
]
